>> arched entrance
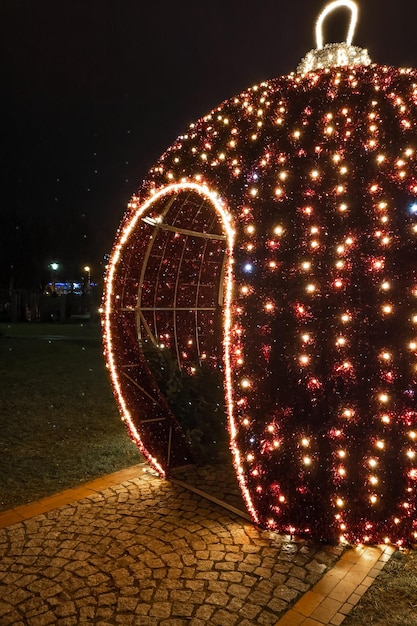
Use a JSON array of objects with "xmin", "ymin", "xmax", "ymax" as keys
[{"xmin": 103, "ymin": 183, "xmax": 246, "ymax": 513}]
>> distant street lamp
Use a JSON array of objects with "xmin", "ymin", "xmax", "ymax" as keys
[
  {"xmin": 83, "ymin": 265, "xmax": 91, "ymax": 291},
  {"xmin": 49, "ymin": 262, "xmax": 60, "ymax": 292}
]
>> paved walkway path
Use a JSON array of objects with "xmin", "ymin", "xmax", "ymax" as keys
[{"xmin": 0, "ymin": 465, "xmax": 394, "ymax": 625}]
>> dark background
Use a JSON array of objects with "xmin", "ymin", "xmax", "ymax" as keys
[{"xmin": 1, "ymin": 0, "xmax": 416, "ymax": 289}]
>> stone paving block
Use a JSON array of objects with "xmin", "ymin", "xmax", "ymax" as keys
[
  {"xmin": 206, "ymin": 591, "xmax": 230, "ymax": 606},
  {"xmin": 257, "ymin": 580, "xmax": 275, "ymax": 595},
  {"xmin": 116, "ymin": 596, "xmax": 138, "ymax": 612},
  {"xmin": 240, "ymin": 543, "xmax": 259, "ymax": 552},
  {"xmin": 75, "ymin": 596, "xmax": 97, "ymax": 608},
  {"xmin": 227, "ymin": 596, "xmax": 244, "ymax": 612},
  {"xmin": 238, "ymin": 561, "xmax": 257, "ymax": 573},
  {"xmin": 169, "ymin": 589, "xmax": 192, "ymax": 602},
  {"xmin": 275, "ymin": 609, "xmax": 306, "ymax": 625},
  {"xmin": 228, "ymin": 582, "xmax": 251, "ymax": 599},
  {"xmin": 347, "ymin": 591, "xmax": 362, "ymax": 605},
  {"xmin": 195, "ymin": 549, "xmax": 209, "ymax": 559},
  {"xmin": 310, "ymin": 596, "xmax": 342, "ymax": 622},
  {"xmin": 220, "ymin": 570, "xmax": 243, "ymax": 583},
  {"xmin": 274, "ymin": 585, "xmax": 299, "ymax": 603},
  {"xmin": 135, "ymin": 602, "xmax": 151, "ymax": 615},
  {"xmin": 239, "ymin": 602, "xmax": 263, "ymax": 620},
  {"xmin": 96, "ymin": 607, "xmax": 114, "ymax": 620},
  {"xmin": 207, "ymin": 579, "xmax": 228, "ymax": 593},
  {"xmin": 313, "ymin": 573, "xmax": 340, "ymax": 595},
  {"xmin": 184, "ymin": 579, "xmax": 204, "ymax": 591},
  {"xmin": 196, "ymin": 559, "xmax": 214, "ymax": 571},
  {"xmin": 328, "ymin": 579, "xmax": 357, "ymax": 603},
  {"xmin": 153, "ymin": 589, "xmax": 169, "ymax": 601},
  {"xmin": 340, "ymin": 548, "xmax": 361, "ymax": 563},
  {"xmin": 254, "ymin": 566, "xmax": 273, "ymax": 578},
  {"xmin": 328, "ymin": 561, "xmax": 353, "ymax": 580},
  {"xmin": 294, "ymin": 590, "xmax": 326, "ymax": 617},
  {"xmin": 270, "ymin": 572, "xmax": 287, "ymax": 585},
  {"xmin": 244, "ymin": 554, "xmax": 263, "ymax": 566},
  {"xmin": 97, "ymin": 592, "xmax": 117, "ymax": 606},
  {"xmin": 54, "ymin": 601, "xmax": 77, "ymax": 617},
  {"xmin": 138, "ymin": 589, "xmax": 154, "ymax": 603},
  {"xmin": 369, "ymin": 561, "xmax": 385, "ymax": 575},
  {"xmin": 195, "ymin": 604, "xmax": 215, "ymax": 620},
  {"xmin": 286, "ymin": 576, "xmax": 310, "ymax": 593},
  {"xmin": 181, "ymin": 554, "xmax": 197, "ymax": 566},
  {"xmin": 258, "ymin": 609, "xmax": 282, "ymax": 625},
  {"xmin": 172, "ymin": 601, "xmax": 194, "ymax": 617},
  {"xmin": 210, "ymin": 549, "xmax": 226, "ymax": 560},
  {"xmin": 211, "ymin": 608, "xmax": 240, "ymax": 625},
  {"xmin": 290, "ymin": 565, "xmax": 308, "ymax": 579},
  {"xmin": 342, "ymin": 565, "xmax": 369, "ymax": 584},
  {"xmin": 362, "ymin": 575, "xmax": 375, "ymax": 587},
  {"xmin": 79, "ymin": 605, "xmax": 96, "ymax": 620},
  {"xmin": 249, "ymin": 589, "xmax": 272, "ymax": 606},
  {"xmin": 241, "ymin": 573, "xmax": 258, "ymax": 587},
  {"xmin": 267, "ymin": 596, "xmax": 287, "ymax": 613},
  {"xmin": 339, "ymin": 601, "xmax": 353, "ymax": 615},
  {"xmin": 148, "ymin": 601, "xmax": 171, "ymax": 618},
  {"xmin": 224, "ymin": 551, "xmax": 242, "ymax": 562}
]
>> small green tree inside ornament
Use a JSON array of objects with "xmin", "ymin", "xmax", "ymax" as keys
[{"xmin": 103, "ymin": 0, "xmax": 417, "ymax": 546}]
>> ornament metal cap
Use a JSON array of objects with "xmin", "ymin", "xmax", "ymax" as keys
[{"xmin": 297, "ymin": 0, "xmax": 371, "ymax": 74}]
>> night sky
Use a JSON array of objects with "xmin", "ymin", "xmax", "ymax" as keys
[{"xmin": 1, "ymin": 0, "xmax": 417, "ymax": 289}]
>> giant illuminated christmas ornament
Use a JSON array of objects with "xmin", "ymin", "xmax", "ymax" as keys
[{"xmin": 103, "ymin": 0, "xmax": 417, "ymax": 545}]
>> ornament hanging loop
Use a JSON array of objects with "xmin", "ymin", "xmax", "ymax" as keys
[
  {"xmin": 316, "ymin": 0, "xmax": 358, "ymax": 50},
  {"xmin": 297, "ymin": 0, "xmax": 369, "ymax": 74}
]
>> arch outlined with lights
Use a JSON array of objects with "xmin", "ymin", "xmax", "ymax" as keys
[{"xmin": 102, "ymin": 181, "xmax": 258, "ymax": 521}]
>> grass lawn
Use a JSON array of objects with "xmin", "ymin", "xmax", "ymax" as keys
[{"xmin": 0, "ymin": 322, "xmax": 142, "ymax": 511}]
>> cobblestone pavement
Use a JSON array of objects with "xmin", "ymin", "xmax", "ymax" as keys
[{"xmin": 0, "ymin": 468, "xmax": 344, "ymax": 626}]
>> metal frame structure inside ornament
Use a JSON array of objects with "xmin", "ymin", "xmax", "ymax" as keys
[{"xmin": 103, "ymin": 183, "xmax": 237, "ymax": 477}]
